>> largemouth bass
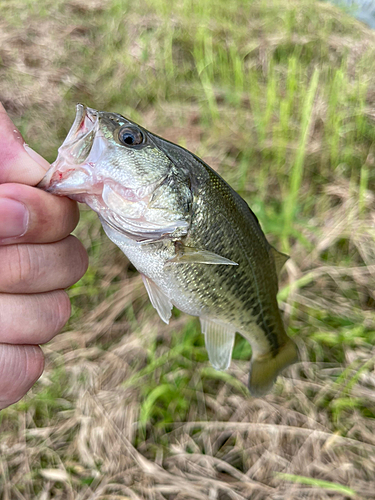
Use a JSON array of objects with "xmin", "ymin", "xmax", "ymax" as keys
[{"xmin": 38, "ymin": 104, "xmax": 298, "ymax": 396}]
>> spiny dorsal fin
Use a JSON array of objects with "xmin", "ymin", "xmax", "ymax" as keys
[
  {"xmin": 165, "ymin": 243, "xmax": 238, "ymax": 267},
  {"xmin": 270, "ymin": 246, "xmax": 289, "ymax": 277}
]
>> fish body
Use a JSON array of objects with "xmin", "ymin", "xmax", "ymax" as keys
[{"xmin": 38, "ymin": 104, "xmax": 298, "ymax": 396}]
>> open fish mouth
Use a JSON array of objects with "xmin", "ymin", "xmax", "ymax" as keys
[
  {"xmin": 61, "ymin": 103, "xmax": 98, "ymax": 151},
  {"xmin": 37, "ymin": 104, "xmax": 102, "ymax": 194},
  {"xmin": 37, "ymin": 103, "xmax": 188, "ymax": 242}
]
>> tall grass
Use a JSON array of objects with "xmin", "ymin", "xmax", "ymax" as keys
[
  {"xmin": 1, "ymin": 0, "xmax": 375, "ymax": 498},
  {"xmin": 282, "ymin": 67, "xmax": 320, "ymax": 251}
]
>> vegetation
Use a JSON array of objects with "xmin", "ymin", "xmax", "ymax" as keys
[{"xmin": 1, "ymin": 0, "xmax": 375, "ymax": 498}]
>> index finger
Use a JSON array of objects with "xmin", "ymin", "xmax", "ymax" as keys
[{"xmin": 0, "ymin": 103, "xmax": 51, "ymax": 185}]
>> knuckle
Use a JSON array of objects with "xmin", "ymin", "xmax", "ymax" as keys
[
  {"xmin": 0, "ymin": 236, "xmax": 88, "ymax": 293},
  {"xmin": 0, "ymin": 292, "xmax": 72, "ymax": 345},
  {"xmin": 15, "ymin": 245, "xmax": 36, "ymax": 284},
  {"xmin": 62, "ymin": 199, "xmax": 80, "ymax": 234},
  {"xmin": 56, "ymin": 291, "xmax": 72, "ymax": 326},
  {"xmin": 1, "ymin": 245, "xmax": 39, "ymax": 291},
  {"xmin": 49, "ymin": 291, "xmax": 71, "ymax": 339},
  {"xmin": 0, "ymin": 345, "xmax": 44, "ymax": 409},
  {"xmin": 35, "ymin": 291, "xmax": 71, "ymax": 344},
  {"xmin": 69, "ymin": 236, "xmax": 89, "ymax": 280},
  {"xmin": 30, "ymin": 194, "xmax": 80, "ymax": 243},
  {"xmin": 14, "ymin": 346, "xmax": 44, "ymax": 399}
]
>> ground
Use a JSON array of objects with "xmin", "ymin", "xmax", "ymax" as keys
[{"xmin": 1, "ymin": 0, "xmax": 375, "ymax": 498}]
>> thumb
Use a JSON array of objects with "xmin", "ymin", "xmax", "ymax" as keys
[{"xmin": 0, "ymin": 103, "xmax": 50, "ymax": 186}]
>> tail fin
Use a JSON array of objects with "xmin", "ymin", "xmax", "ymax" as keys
[{"xmin": 248, "ymin": 339, "xmax": 298, "ymax": 397}]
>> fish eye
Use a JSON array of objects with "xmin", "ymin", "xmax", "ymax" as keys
[{"xmin": 118, "ymin": 126, "xmax": 144, "ymax": 147}]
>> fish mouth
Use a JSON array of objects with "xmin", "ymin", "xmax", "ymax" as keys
[
  {"xmin": 62, "ymin": 103, "xmax": 98, "ymax": 151},
  {"xmin": 37, "ymin": 104, "xmax": 184, "ymax": 242},
  {"xmin": 37, "ymin": 104, "xmax": 102, "ymax": 194}
]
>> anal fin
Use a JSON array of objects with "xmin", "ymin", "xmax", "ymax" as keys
[
  {"xmin": 200, "ymin": 318, "xmax": 236, "ymax": 370},
  {"xmin": 141, "ymin": 274, "xmax": 173, "ymax": 324}
]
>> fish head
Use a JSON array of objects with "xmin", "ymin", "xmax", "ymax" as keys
[
  {"xmin": 39, "ymin": 104, "xmax": 171, "ymax": 201},
  {"xmin": 38, "ymin": 104, "xmax": 191, "ymax": 241}
]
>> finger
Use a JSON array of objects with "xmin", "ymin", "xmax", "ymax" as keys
[
  {"xmin": 0, "ymin": 291, "xmax": 71, "ymax": 345},
  {"xmin": 0, "ymin": 183, "xmax": 79, "ymax": 244},
  {"xmin": 0, "ymin": 235, "xmax": 88, "ymax": 293},
  {"xmin": 0, "ymin": 344, "xmax": 44, "ymax": 410},
  {"xmin": 0, "ymin": 102, "xmax": 50, "ymax": 185}
]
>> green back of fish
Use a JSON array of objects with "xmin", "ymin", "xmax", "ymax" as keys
[{"xmin": 150, "ymin": 133, "xmax": 287, "ymax": 354}]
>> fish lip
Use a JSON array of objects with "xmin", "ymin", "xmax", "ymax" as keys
[
  {"xmin": 62, "ymin": 104, "xmax": 98, "ymax": 148},
  {"xmin": 37, "ymin": 104, "xmax": 99, "ymax": 191}
]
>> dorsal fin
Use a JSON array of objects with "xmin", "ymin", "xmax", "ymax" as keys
[{"xmin": 270, "ymin": 246, "xmax": 289, "ymax": 277}]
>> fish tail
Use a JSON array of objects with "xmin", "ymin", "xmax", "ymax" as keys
[{"xmin": 248, "ymin": 338, "xmax": 298, "ymax": 397}]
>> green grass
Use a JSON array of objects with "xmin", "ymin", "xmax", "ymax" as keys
[
  {"xmin": 1, "ymin": 0, "xmax": 375, "ymax": 498},
  {"xmin": 276, "ymin": 472, "xmax": 358, "ymax": 498}
]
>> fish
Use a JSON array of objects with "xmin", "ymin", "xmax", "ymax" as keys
[{"xmin": 38, "ymin": 104, "xmax": 298, "ymax": 396}]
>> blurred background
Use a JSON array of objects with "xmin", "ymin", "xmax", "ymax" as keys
[{"xmin": 1, "ymin": 0, "xmax": 375, "ymax": 498}]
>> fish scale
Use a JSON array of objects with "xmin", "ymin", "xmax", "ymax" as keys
[{"xmin": 38, "ymin": 104, "xmax": 298, "ymax": 396}]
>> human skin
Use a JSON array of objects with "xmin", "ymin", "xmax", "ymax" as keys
[{"xmin": 0, "ymin": 103, "xmax": 88, "ymax": 410}]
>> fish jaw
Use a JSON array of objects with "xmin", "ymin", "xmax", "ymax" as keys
[
  {"xmin": 37, "ymin": 104, "xmax": 143, "ymax": 216},
  {"xmin": 37, "ymin": 104, "xmax": 105, "ymax": 196},
  {"xmin": 37, "ymin": 104, "xmax": 189, "ymax": 242}
]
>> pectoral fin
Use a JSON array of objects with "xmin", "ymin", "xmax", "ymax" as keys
[
  {"xmin": 200, "ymin": 318, "xmax": 236, "ymax": 370},
  {"xmin": 165, "ymin": 243, "xmax": 238, "ymax": 267},
  {"xmin": 141, "ymin": 274, "xmax": 173, "ymax": 324}
]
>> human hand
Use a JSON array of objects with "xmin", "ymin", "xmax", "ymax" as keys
[{"xmin": 0, "ymin": 103, "xmax": 88, "ymax": 409}]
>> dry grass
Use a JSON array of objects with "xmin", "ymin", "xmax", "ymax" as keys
[
  {"xmin": 1, "ymin": 0, "xmax": 375, "ymax": 498},
  {"xmin": 4, "ymin": 185, "xmax": 373, "ymax": 499}
]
